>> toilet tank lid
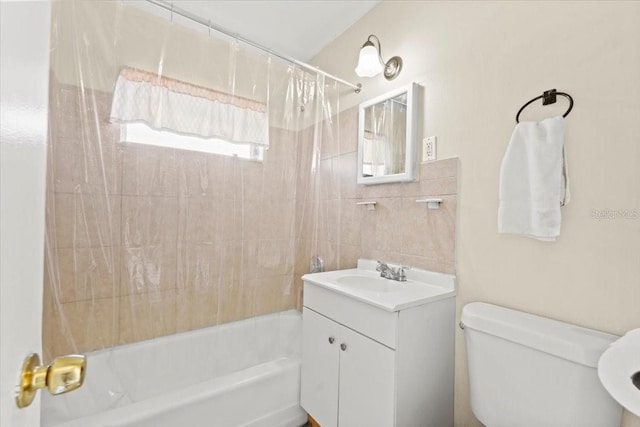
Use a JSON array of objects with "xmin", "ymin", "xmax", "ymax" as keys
[{"xmin": 461, "ymin": 302, "xmax": 619, "ymax": 368}]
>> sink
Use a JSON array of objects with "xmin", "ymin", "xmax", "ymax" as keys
[
  {"xmin": 301, "ymin": 259, "xmax": 456, "ymax": 312},
  {"xmin": 336, "ymin": 275, "xmax": 401, "ymax": 293},
  {"xmin": 598, "ymin": 328, "xmax": 640, "ymax": 417}
]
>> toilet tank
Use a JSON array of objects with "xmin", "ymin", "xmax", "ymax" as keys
[{"xmin": 461, "ymin": 302, "xmax": 622, "ymax": 427}]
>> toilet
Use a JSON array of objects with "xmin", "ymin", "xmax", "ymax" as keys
[{"xmin": 461, "ymin": 302, "xmax": 623, "ymax": 427}]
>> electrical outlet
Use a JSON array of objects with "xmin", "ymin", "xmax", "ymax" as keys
[{"xmin": 422, "ymin": 136, "xmax": 437, "ymax": 162}]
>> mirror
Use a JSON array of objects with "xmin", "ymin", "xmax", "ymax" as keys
[{"xmin": 357, "ymin": 83, "xmax": 418, "ymax": 185}]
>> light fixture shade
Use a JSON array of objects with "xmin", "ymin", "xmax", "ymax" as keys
[{"xmin": 355, "ymin": 44, "xmax": 383, "ymax": 77}]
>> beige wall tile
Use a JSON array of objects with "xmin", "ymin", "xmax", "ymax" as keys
[
  {"xmin": 319, "ymin": 115, "xmax": 340, "ymax": 160},
  {"xmin": 176, "ymin": 286, "xmax": 218, "ymax": 332},
  {"xmin": 177, "ymin": 150, "xmax": 217, "ymax": 198},
  {"xmin": 401, "ymin": 175, "xmax": 458, "ymax": 197},
  {"xmin": 118, "ymin": 290, "xmax": 177, "ymax": 345},
  {"xmin": 53, "ymin": 128, "xmax": 122, "ymax": 195},
  {"xmin": 50, "ymin": 87, "xmax": 84, "ymax": 143},
  {"xmin": 55, "ymin": 246, "xmax": 120, "ymax": 303},
  {"xmin": 51, "ymin": 297, "xmax": 119, "ymax": 355},
  {"xmin": 121, "ymin": 144, "xmax": 178, "ymax": 196},
  {"xmin": 399, "ymin": 254, "xmax": 455, "ymax": 275},
  {"xmin": 359, "ymin": 205, "xmax": 379, "ymax": 251},
  {"xmin": 338, "ymin": 244, "xmax": 360, "ymax": 270},
  {"xmin": 358, "ymin": 181, "xmax": 404, "ymax": 199},
  {"xmin": 217, "ymin": 279, "xmax": 256, "ymax": 324},
  {"xmin": 258, "ymin": 239, "xmax": 295, "ymax": 278},
  {"xmin": 400, "ymin": 195, "xmax": 456, "ymax": 262},
  {"xmin": 254, "ymin": 275, "xmax": 295, "ymax": 315},
  {"xmin": 212, "ymin": 239, "xmax": 260, "ymax": 283},
  {"xmin": 237, "ymin": 159, "xmax": 265, "ymax": 200},
  {"xmin": 267, "ymin": 127, "xmax": 298, "ymax": 165},
  {"xmin": 362, "ymin": 249, "xmax": 404, "ymax": 267},
  {"xmin": 177, "ymin": 196, "xmax": 218, "ymax": 243},
  {"xmin": 120, "ymin": 244, "xmax": 177, "ymax": 295},
  {"xmin": 316, "ymin": 240, "xmax": 339, "ymax": 272},
  {"xmin": 176, "ymin": 242, "xmax": 221, "ymax": 291},
  {"xmin": 318, "ymin": 157, "xmax": 340, "ymax": 200},
  {"xmin": 295, "ymin": 201, "xmax": 315, "ymax": 240},
  {"xmin": 258, "ymin": 198, "xmax": 295, "ymax": 240},
  {"xmin": 337, "ymin": 152, "xmax": 358, "ymax": 199},
  {"xmin": 339, "ymin": 107, "xmax": 358, "ymax": 155},
  {"xmin": 221, "ymin": 156, "xmax": 264, "ymax": 201},
  {"xmin": 121, "ymin": 195, "xmax": 178, "ymax": 247},
  {"xmin": 293, "ymin": 239, "xmax": 312, "ymax": 276},
  {"xmin": 372, "ymin": 198, "xmax": 404, "ymax": 253},
  {"xmin": 239, "ymin": 198, "xmax": 263, "ymax": 240},
  {"xmin": 263, "ymin": 154, "xmax": 296, "ymax": 198},
  {"xmin": 214, "ymin": 198, "xmax": 242, "ymax": 241},
  {"xmin": 420, "ymin": 157, "xmax": 458, "ymax": 180},
  {"xmin": 53, "ymin": 193, "xmax": 120, "ymax": 248},
  {"xmin": 339, "ymin": 199, "xmax": 363, "ymax": 246},
  {"xmin": 318, "ymin": 199, "xmax": 340, "ymax": 243}
]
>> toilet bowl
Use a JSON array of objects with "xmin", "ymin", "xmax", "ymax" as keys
[{"xmin": 461, "ymin": 302, "xmax": 623, "ymax": 427}]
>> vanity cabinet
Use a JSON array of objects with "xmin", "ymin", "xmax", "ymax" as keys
[
  {"xmin": 301, "ymin": 276, "xmax": 455, "ymax": 427},
  {"xmin": 301, "ymin": 307, "xmax": 395, "ymax": 427}
]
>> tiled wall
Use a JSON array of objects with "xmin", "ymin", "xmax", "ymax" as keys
[
  {"xmin": 294, "ymin": 106, "xmax": 458, "ymax": 295},
  {"xmin": 43, "ymin": 81, "xmax": 458, "ymax": 358},
  {"xmin": 43, "ymin": 78, "xmax": 299, "ymax": 358}
]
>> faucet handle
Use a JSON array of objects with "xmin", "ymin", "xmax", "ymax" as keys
[{"xmin": 397, "ymin": 266, "xmax": 410, "ymax": 281}]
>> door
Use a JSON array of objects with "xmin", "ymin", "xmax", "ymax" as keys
[
  {"xmin": 0, "ymin": 1, "xmax": 52, "ymax": 426},
  {"xmin": 300, "ymin": 308, "xmax": 341, "ymax": 427},
  {"xmin": 338, "ymin": 326, "xmax": 396, "ymax": 427}
]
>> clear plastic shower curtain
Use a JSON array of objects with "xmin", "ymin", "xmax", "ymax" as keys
[{"xmin": 42, "ymin": 0, "xmax": 341, "ymax": 421}]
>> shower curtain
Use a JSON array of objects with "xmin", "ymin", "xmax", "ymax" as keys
[{"xmin": 42, "ymin": 0, "xmax": 343, "ymax": 418}]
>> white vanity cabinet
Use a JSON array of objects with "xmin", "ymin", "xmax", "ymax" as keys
[
  {"xmin": 301, "ymin": 307, "xmax": 395, "ymax": 427},
  {"xmin": 300, "ymin": 260, "xmax": 456, "ymax": 427}
]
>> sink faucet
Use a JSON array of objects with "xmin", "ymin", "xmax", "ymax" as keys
[{"xmin": 376, "ymin": 261, "xmax": 409, "ymax": 282}]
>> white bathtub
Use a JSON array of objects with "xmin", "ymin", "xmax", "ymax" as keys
[{"xmin": 41, "ymin": 310, "xmax": 307, "ymax": 427}]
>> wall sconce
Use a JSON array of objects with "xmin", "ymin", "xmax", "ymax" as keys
[{"xmin": 355, "ymin": 34, "xmax": 403, "ymax": 81}]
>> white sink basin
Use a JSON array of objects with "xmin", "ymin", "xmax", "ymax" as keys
[
  {"xmin": 336, "ymin": 275, "xmax": 400, "ymax": 293},
  {"xmin": 598, "ymin": 328, "xmax": 640, "ymax": 417},
  {"xmin": 302, "ymin": 259, "xmax": 456, "ymax": 312}
]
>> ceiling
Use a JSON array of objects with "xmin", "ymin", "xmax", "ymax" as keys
[{"xmin": 135, "ymin": 0, "xmax": 379, "ymax": 62}]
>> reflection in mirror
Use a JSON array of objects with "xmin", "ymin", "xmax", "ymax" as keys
[
  {"xmin": 362, "ymin": 93, "xmax": 407, "ymax": 177},
  {"xmin": 357, "ymin": 83, "xmax": 418, "ymax": 185}
]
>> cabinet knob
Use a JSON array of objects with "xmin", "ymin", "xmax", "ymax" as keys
[
  {"xmin": 340, "ymin": 343, "xmax": 347, "ymax": 351},
  {"xmin": 328, "ymin": 337, "xmax": 335, "ymax": 344}
]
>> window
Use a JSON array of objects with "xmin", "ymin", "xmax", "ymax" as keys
[
  {"xmin": 120, "ymin": 122, "xmax": 265, "ymax": 161},
  {"xmin": 110, "ymin": 67, "xmax": 269, "ymax": 161}
]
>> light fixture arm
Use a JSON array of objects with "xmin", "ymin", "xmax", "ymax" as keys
[{"xmin": 362, "ymin": 34, "xmax": 403, "ymax": 81}]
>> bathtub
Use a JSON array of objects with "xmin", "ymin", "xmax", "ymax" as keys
[{"xmin": 41, "ymin": 310, "xmax": 307, "ymax": 427}]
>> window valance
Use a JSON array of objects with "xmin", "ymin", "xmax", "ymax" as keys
[{"xmin": 109, "ymin": 68, "xmax": 269, "ymax": 147}]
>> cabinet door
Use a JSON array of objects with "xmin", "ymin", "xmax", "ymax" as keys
[
  {"xmin": 338, "ymin": 327, "xmax": 396, "ymax": 427},
  {"xmin": 301, "ymin": 308, "xmax": 341, "ymax": 427}
]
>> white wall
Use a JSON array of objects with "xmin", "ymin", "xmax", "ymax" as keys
[{"xmin": 312, "ymin": 1, "xmax": 640, "ymax": 426}]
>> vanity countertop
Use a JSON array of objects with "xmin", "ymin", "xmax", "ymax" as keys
[{"xmin": 302, "ymin": 259, "xmax": 456, "ymax": 312}]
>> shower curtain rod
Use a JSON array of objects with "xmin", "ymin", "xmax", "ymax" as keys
[{"xmin": 144, "ymin": 0, "xmax": 362, "ymax": 93}]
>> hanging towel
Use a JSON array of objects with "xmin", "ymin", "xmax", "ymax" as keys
[{"xmin": 498, "ymin": 116, "xmax": 570, "ymax": 241}]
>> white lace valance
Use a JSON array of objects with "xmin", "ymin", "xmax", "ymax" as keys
[{"xmin": 109, "ymin": 68, "xmax": 269, "ymax": 147}]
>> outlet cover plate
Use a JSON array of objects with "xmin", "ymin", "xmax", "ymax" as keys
[{"xmin": 422, "ymin": 136, "xmax": 437, "ymax": 162}]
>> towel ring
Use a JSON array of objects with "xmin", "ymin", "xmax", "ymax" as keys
[{"xmin": 515, "ymin": 89, "xmax": 573, "ymax": 123}]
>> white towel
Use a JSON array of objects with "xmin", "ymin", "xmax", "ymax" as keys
[{"xmin": 498, "ymin": 116, "xmax": 570, "ymax": 241}]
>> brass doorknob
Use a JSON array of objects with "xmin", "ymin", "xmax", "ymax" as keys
[{"xmin": 16, "ymin": 353, "xmax": 86, "ymax": 408}]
